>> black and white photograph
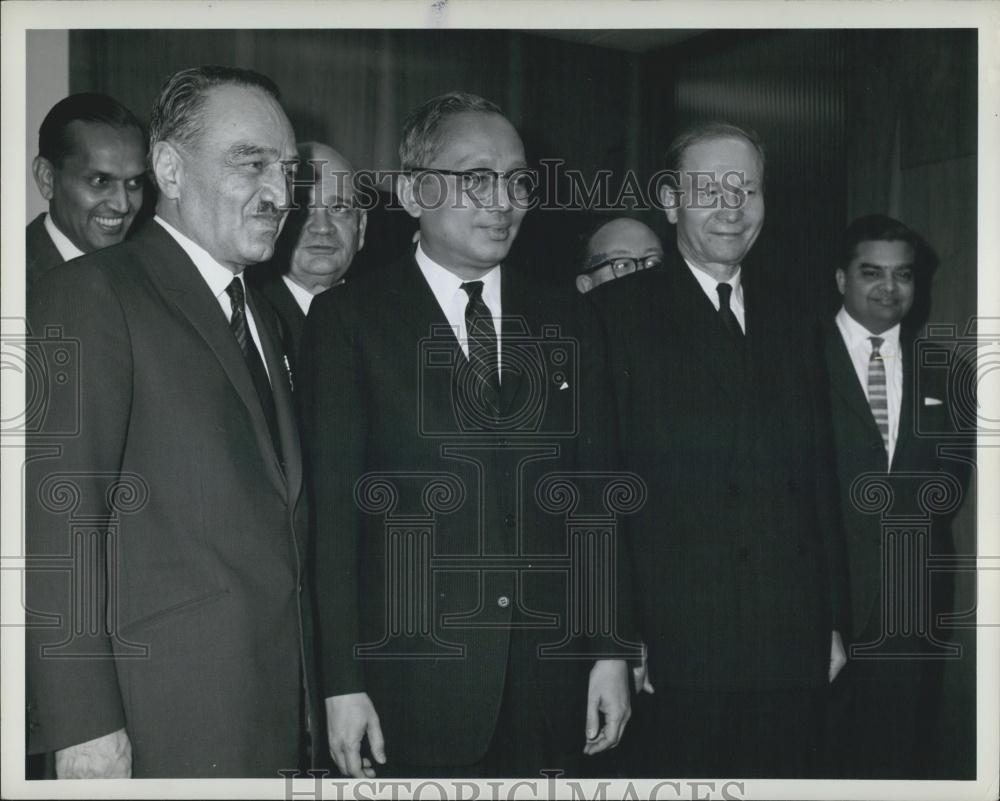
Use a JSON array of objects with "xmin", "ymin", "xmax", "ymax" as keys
[{"xmin": 1, "ymin": 2, "xmax": 997, "ymax": 799}]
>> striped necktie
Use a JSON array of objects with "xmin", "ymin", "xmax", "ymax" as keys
[
  {"xmin": 867, "ymin": 335, "xmax": 890, "ymax": 456},
  {"xmin": 225, "ymin": 278, "xmax": 283, "ymax": 462},
  {"xmin": 460, "ymin": 280, "xmax": 500, "ymax": 417}
]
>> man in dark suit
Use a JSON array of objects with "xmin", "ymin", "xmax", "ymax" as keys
[
  {"xmin": 27, "ymin": 93, "xmax": 146, "ymax": 288},
  {"xmin": 251, "ymin": 140, "xmax": 367, "ymax": 357},
  {"xmin": 591, "ymin": 122, "xmax": 848, "ymax": 777},
  {"xmin": 298, "ymin": 91, "xmax": 634, "ymax": 779},
  {"xmin": 823, "ymin": 214, "xmax": 967, "ymax": 778},
  {"xmin": 26, "ymin": 66, "xmax": 314, "ymax": 778}
]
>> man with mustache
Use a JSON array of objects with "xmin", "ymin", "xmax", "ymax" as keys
[
  {"xmin": 591, "ymin": 122, "xmax": 848, "ymax": 776},
  {"xmin": 27, "ymin": 93, "xmax": 146, "ymax": 288},
  {"xmin": 251, "ymin": 141, "xmax": 367, "ymax": 358},
  {"xmin": 824, "ymin": 214, "xmax": 967, "ymax": 778},
  {"xmin": 299, "ymin": 91, "xmax": 634, "ymax": 778},
  {"xmin": 26, "ymin": 66, "xmax": 316, "ymax": 778}
]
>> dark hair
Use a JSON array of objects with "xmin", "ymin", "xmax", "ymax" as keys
[
  {"xmin": 662, "ymin": 121, "xmax": 767, "ymax": 191},
  {"xmin": 842, "ymin": 214, "xmax": 934, "ymax": 275},
  {"xmin": 148, "ymin": 65, "xmax": 281, "ymax": 160},
  {"xmin": 38, "ymin": 93, "xmax": 144, "ymax": 166},
  {"xmin": 399, "ymin": 91, "xmax": 503, "ymax": 172}
]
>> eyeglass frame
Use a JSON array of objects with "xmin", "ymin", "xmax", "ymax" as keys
[
  {"xmin": 580, "ymin": 254, "xmax": 664, "ymax": 278},
  {"xmin": 407, "ymin": 167, "xmax": 539, "ymax": 207}
]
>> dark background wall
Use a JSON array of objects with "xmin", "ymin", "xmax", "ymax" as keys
[{"xmin": 66, "ymin": 27, "xmax": 977, "ymax": 777}]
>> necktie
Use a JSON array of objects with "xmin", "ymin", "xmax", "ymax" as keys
[
  {"xmin": 460, "ymin": 281, "xmax": 500, "ymax": 416},
  {"xmin": 867, "ymin": 335, "xmax": 890, "ymax": 457},
  {"xmin": 225, "ymin": 278, "xmax": 283, "ymax": 462},
  {"xmin": 716, "ymin": 282, "xmax": 743, "ymax": 339}
]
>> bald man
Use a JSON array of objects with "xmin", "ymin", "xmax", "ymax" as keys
[
  {"xmin": 251, "ymin": 141, "xmax": 367, "ymax": 356},
  {"xmin": 576, "ymin": 218, "xmax": 663, "ymax": 293}
]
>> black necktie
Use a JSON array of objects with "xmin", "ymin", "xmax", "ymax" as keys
[
  {"xmin": 225, "ymin": 278, "xmax": 283, "ymax": 462},
  {"xmin": 460, "ymin": 281, "xmax": 500, "ymax": 416},
  {"xmin": 716, "ymin": 282, "xmax": 744, "ymax": 340}
]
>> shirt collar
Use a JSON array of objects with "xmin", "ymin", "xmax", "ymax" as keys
[
  {"xmin": 836, "ymin": 306, "xmax": 901, "ymax": 353},
  {"xmin": 155, "ymin": 215, "xmax": 242, "ymax": 301},
  {"xmin": 414, "ymin": 243, "xmax": 502, "ymax": 314},
  {"xmin": 684, "ymin": 258, "xmax": 743, "ymax": 307},
  {"xmin": 282, "ymin": 274, "xmax": 316, "ymax": 315},
  {"xmin": 43, "ymin": 213, "xmax": 85, "ymax": 262}
]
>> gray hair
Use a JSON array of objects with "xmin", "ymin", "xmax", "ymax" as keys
[
  {"xmin": 662, "ymin": 121, "xmax": 766, "ymax": 191},
  {"xmin": 398, "ymin": 91, "xmax": 503, "ymax": 172},
  {"xmin": 148, "ymin": 65, "xmax": 281, "ymax": 163}
]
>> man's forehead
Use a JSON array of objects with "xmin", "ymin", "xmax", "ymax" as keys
[
  {"xmin": 430, "ymin": 112, "xmax": 525, "ymax": 165},
  {"xmin": 680, "ymin": 136, "xmax": 762, "ymax": 176},
  {"xmin": 199, "ymin": 84, "xmax": 294, "ymax": 149},
  {"xmin": 851, "ymin": 240, "xmax": 915, "ymax": 267},
  {"xmin": 64, "ymin": 120, "xmax": 144, "ymax": 161}
]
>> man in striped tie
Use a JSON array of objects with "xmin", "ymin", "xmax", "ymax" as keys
[{"xmin": 823, "ymin": 214, "xmax": 968, "ymax": 778}]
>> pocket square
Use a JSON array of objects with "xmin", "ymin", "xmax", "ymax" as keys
[
  {"xmin": 924, "ymin": 397, "xmax": 943, "ymax": 406},
  {"xmin": 559, "ymin": 381, "xmax": 569, "ymax": 390}
]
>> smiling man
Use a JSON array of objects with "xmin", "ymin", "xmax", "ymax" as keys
[
  {"xmin": 251, "ymin": 141, "xmax": 366, "ymax": 357},
  {"xmin": 27, "ymin": 93, "xmax": 146, "ymax": 287},
  {"xmin": 299, "ymin": 91, "xmax": 633, "ymax": 779},
  {"xmin": 591, "ymin": 121, "xmax": 848, "ymax": 777},
  {"xmin": 824, "ymin": 214, "xmax": 966, "ymax": 778},
  {"xmin": 27, "ymin": 66, "xmax": 316, "ymax": 778}
]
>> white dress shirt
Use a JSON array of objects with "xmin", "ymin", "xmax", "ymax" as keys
[
  {"xmin": 414, "ymin": 244, "xmax": 503, "ymax": 381},
  {"xmin": 684, "ymin": 259, "xmax": 746, "ymax": 333},
  {"xmin": 154, "ymin": 215, "xmax": 270, "ymax": 381},
  {"xmin": 43, "ymin": 213, "xmax": 85, "ymax": 262},
  {"xmin": 835, "ymin": 306, "xmax": 903, "ymax": 464},
  {"xmin": 282, "ymin": 274, "xmax": 315, "ymax": 316}
]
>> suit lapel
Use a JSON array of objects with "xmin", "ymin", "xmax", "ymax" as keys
[
  {"xmin": 892, "ymin": 332, "xmax": 916, "ymax": 472},
  {"xmin": 250, "ymin": 288, "xmax": 300, "ymax": 502},
  {"xmin": 498, "ymin": 267, "xmax": 528, "ymax": 417},
  {"xmin": 665, "ymin": 259, "xmax": 742, "ymax": 403},
  {"xmin": 140, "ymin": 223, "xmax": 288, "ymax": 497}
]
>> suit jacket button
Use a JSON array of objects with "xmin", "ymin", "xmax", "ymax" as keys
[
  {"xmin": 728, "ymin": 482, "xmax": 740, "ymax": 497},
  {"xmin": 504, "ymin": 514, "xmax": 515, "ymax": 528},
  {"xmin": 497, "ymin": 595, "xmax": 511, "ymax": 608},
  {"xmin": 737, "ymin": 546, "xmax": 749, "ymax": 563}
]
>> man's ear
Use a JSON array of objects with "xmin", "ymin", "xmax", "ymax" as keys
[
  {"xmin": 660, "ymin": 183, "xmax": 681, "ymax": 225},
  {"xmin": 835, "ymin": 267, "xmax": 847, "ymax": 296},
  {"xmin": 396, "ymin": 173, "xmax": 422, "ymax": 220},
  {"xmin": 151, "ymin": 140, "xmax": 183, "ymax": 200},
  {"xmin": 576, "ymin": 274, "xmax": 593, "ymax": 294},
  {"xmin": 356, "ymin": 209, "xmax": 367, "ymax": 252},
  {"xmin": 32, "ymin": 156, "xmax": 55, "ymax": 201}
]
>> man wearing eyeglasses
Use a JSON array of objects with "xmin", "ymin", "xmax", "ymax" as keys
[
  {"xmin": 576, "ymin": 217, "xmax": 663, "ymax": 294},
  {"xmin": 591, "ymin": 122, "xmax": 847, "ymax": 777},
  {"xmin": 299, "ymin": 91, "xmax": 634, "ymax": 779}
]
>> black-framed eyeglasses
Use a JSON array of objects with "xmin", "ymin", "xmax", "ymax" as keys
[
  {"xmin": 410, "ymin": 167, "xmax": 538, "ymax": 201},
  {"xmin": 581, "ymin": 255, "xmax": 664, "ymax": 277}
]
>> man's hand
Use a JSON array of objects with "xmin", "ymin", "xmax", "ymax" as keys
[
  {"xmin": 583, "ymin": 659, "xmax": 631, "ymax": 756},
  {"xmin": 829, "ymin": 630, "xmax": 847, "ymax": 683},
  {"xmin": 632, "ymin": 643, "xmax": 655, "ymax": 695},
  {"xmin": 54, "ymin": 728, "xmax": 131, "ymax": 779},
  {"xmin": 325, "ymin": 692, "xmax": 386, "ymax": 778}
]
